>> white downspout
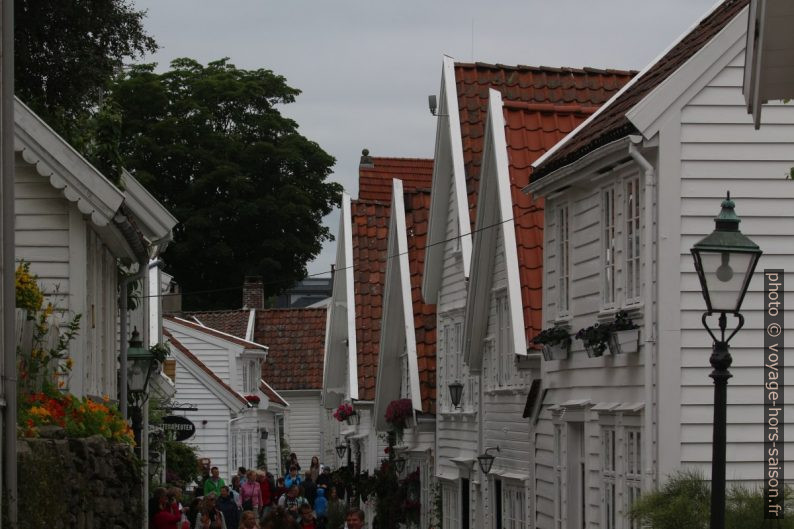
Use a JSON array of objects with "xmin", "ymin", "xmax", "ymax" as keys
[{"xmin": 628, "ymin": 138, "xmax": 657, "ymax": 491}]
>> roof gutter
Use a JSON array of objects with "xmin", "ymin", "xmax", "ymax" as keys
[{"xmin": 628, "ymin": 136, "xmax": 658, "ymax": 491}]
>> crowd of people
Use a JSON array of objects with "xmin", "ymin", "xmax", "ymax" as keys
[{"xmin": 149, "ymin": 453, "xmax": 365, "ymax": 529}]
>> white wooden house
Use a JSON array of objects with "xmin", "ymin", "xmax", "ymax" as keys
[
  {"xmin": 528, "ymin": 1, "xmax": 794, "ymax": 527},
  {"xmin": 163, "ymin": 315, "xmax": 287, "ymax": 481},
  {"xmin": 14, "ymin": 98, "xmax": 175, "ymax": 400},
  {"xmin": 423, "ymin": 59, "xmax": 632, "ymax": 529}
]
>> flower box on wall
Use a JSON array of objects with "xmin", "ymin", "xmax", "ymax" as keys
[
  {"xmin": 542, "ymin": 342, "xmax": 570, "ymax": 361},
  {"xmin": 608, "ymin": 329, "xmax": 640, "ymax": 355}
]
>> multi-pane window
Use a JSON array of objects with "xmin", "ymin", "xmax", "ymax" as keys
[
  {"xmin": 557, "ymin": 205, "xmax": 571, "ymax": 315},
  {"xmin": 602, "ymin": 187, "xmax": 617, "ymax": 306},
  {"xmin": 242, "ymin": 359, "xmax": 258, "ymax": 393},
  {"xmin": 442, "ymin": 483, "xmax": 460, "ymax": 528},
  {"xmin": 503, "ymin": 483, "xmax": 526, "ymax": 529},
  {"xmin": 400, "ymin": 349, "xmax": 410, "ymax": 399},
  {"xmin": 625, "ymin": 177, "xmax": 642, "ymax": 303},
  {"xmin": 626, "ymin": 429, "xmax": 643, "ymax": 529},
  {"xmin": 602, "ymin": 427, "xmax": 617, "ymax": 529},
  {"xmin": 495, "ymin": 294, "xmax": 513, "ymax": 386},
  {"xmin": 443, "ymin": 321, "xmax": 464, "ymax": 410},
  {"xmin": 554, "ymin": 424, "xmax": 563, "ymax": 529}
]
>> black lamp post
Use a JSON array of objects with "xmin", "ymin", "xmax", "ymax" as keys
[
  {"xmin": 690, "ymin": 192, "xmax": 761, "ymax": 529},
  {"xmin": 477, "ymin": 446, "xmax": 500, "ymax": 474},
  {"xmin": 127, "ymin": 328, "xmax": 157, "ymax": 452},
  {"xmin": 449, "ymin": 381, "xmax": 464, "ymax": 409},
  {"xmin": 335, "ymin": 440, "xmax": 348, "ymax": 459}
]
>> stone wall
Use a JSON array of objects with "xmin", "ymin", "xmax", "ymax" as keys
[{"xmin": 18, "ymin": 429, "xmax": 142, "ymax": 529}]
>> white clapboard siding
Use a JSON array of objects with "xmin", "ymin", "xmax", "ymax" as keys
[
  {"xmin": 439, "ymin": 173, "xmax": 467, "ymax": 311},
  {"xmin": 674, "ymin": 47, "xmax": 794, "ymax": 482},
  {"xmin": 167, "ymin": 328, "xmax": 232, "ymax": 383},
  {"xmin": 173, "ymin": 359, "xmax": 234, "ymax": 480},
  {"xmin": 281, "ymin": 390, "xmax": 323, "ymax": 470}
]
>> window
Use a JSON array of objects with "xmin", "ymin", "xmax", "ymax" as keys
[
  {"xmin": 602, "ymin": 187, "xmax": 617, "ymax": 306},
  {"xmin": 493, "ymin": 478, "xmax": 503, "ymax": 529},
  {"xmin": 557, "ymin": 205, "xmax": 571, "ymax": 315},
  {"xmin": 503, "ymin": 482, "xmax": 526, "ymax": 529},
  {"xmin": 626, "ymin": 428, "xmax": 643, "ymax": 529},
  {"xmin": 602, "ymin": 427, "xmax": 617, "ymax": 529},
  {"xmin": 554, "ymin": 424, "xmax": 563, "ymax": 529},
  {"xmin": 442, "ymin": 483, "xmax": 460, "ymax": 529},
  {"xmin": 461, "ymin": 478, "xmax": 470, "ymax": 529},
  {"xmin": 625, "ymin": 177, "xmax": 642, "ymax": 303},
  {"xmin": 242, "ymin": 359, "xmax": 258, "ymax": 393},
  {"xmin": 495, "ymin": 293, "xmax": 513, "ymax": 386},
  {"xmin": 400, "ymin": 347, "xmax": 410, "ymax": 399},
  {"xmin": 443, "ymin": 320, "xmax": 464, "ymax": 410}
]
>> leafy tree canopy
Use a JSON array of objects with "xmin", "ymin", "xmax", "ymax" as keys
[
  {"xmin": 14, "ymin": 0, "xmax": 157, "ymax": 147},
  {"xmin": 112, "ymin": 58, "xmax": 342, "ymax": 309}
]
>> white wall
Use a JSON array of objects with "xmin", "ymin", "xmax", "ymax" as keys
[{"xmin": 281, "ymin": 390, "xmax": 323, "ymax": 470}]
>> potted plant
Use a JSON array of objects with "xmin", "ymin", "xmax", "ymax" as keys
[
  {"xmin": 245, "ymin": 394, "xmax": 261, "ymax": 408},
  {"xmin": 333, "ymin": 402, "xmax": 358, "ymax": 425},
  {"xmin": 575, "ymin": 323, "xmax": 610, "ymax": 358},
  {"xmin": 606, "ymin": 310, "xmax": 640, "ymax": 354},
  {"xmin": 385, "ymin": 398, "xmax": 414, "ymax": 443},
  {"xmin": 532, "ymin": 326, "xmax": 572, "ymax": 361}
]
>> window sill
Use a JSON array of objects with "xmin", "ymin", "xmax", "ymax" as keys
[
  {"xmin": 597, "ymin": 304, "xmax": 644, "ymax": 323},
  {"xmin": 484, "ymin": 386, "xmax": 530, "ymax": 396},
  {"xmin": 439, "ymin": 410, "xmax": 477, "ymax": 421}
]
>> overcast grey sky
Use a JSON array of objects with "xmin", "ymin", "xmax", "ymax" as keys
[{"xmin": 131, "ymin": 0, "xmax": 718, "ymax": 277}]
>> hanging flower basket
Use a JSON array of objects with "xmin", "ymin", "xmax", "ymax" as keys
[
  {"xmin": 333, "ymin": 402, "xmax": 356, "ymax": 423},
  {"xmin": 346, "ymin": 412, "xmax": 360, "ymax": 426},
  {"xmin": 245, "ymin": 394, "xmax": 261, "ymax": 408},
  {"xmin": 385, "ymin": 398, "xmax": 414, "ymax": 443}
]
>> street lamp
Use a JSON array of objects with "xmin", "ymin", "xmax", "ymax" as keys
[
  {"xmin": 690, "ymin": 192, "xmax": 761, "ymax": 529},
  {"xmin": 477, "ymin": 446, "xmax": 500, "ymax": 474},
  {"xmin": 448, "ymin": 381, "xmax": 464, "ymax": 409},
  {"xmin": 127, "ymin": 328, "xmax": 157, "ymax": 449},
  {"xmin": 394, "ymin": 456, "xmax": 406, "ymax": 474},
  {"xmin": 336, "ymin": 439, "xmax": 348, "ymax": 459}
]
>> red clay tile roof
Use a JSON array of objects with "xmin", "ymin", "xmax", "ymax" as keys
[
  {"xmin": 532, "ymin": 0, "xmax": 748, "ymax": 179},
  {"xmin": 164, "ymin": 314, "xmax": 266, "ymax": 350},
  {"xmin": 164, "ymin": 329, "xmax": 249, "ymax": 407},
  {"xmin": 260, "ymin": 380, "xmax": 289, "ymax": 407},
  {"xmin": 253, "ymin": 308, "xmax": 327, "ymax": 390},
  {"xmin": 186, "ymin": 309, "xmax": 250, "ymax": 339},
  {"xmin": 353, "ymin": 156, "xmax": 437, "ymax": 409},
  {"xmin": 351, "ymin": 198, "xmax": 391, "ymax": 402},
  {"xmin": 454, "ymin": 63, "xmax": 634, "ymax": 343},
  {"xmin": 358, "ymin": 157, "xmax": 434, "ymax": 201},
  {"xmin": 404, "ymin": 187, "xmax": 437, "ymax": 414}
]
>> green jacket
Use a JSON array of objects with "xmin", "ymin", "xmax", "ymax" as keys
[{"xmin": 204, "ymin": 477, "xmax": 226, "ymax": 497}]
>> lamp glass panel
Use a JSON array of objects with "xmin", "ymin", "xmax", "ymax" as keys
[
  {"xmin": 696, "ymin": 250, "xmax": 754, "ymax": 312},
  {"xmin": 128, "ymin": 360, "xmax": 148, "ymax": 392}
]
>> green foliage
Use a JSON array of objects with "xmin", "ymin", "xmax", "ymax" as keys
[
  {"xmin": 165, "ymin": 439, "xmax": 201, "ymax": 486},
  {"xmin": 532, "ymin": 326, "xmax": 572, "ymax": 347},
  {"xmin": 110, "ymin": 58, "xmax": 342, "ymax": 309},
  {"xmin": 629, "ymin": 470, "xmax": 794, "ymax": 529},
  {"xmin": 14, "ymin": 0, "xmax": 157, "ymax": 160},
  {"xmin": 575, "ymin": 323, "xmax": 610, "ymax": 356}
]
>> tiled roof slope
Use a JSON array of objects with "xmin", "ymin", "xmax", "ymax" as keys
[
  {"xmin": 164, "ymin": 314, "xmax": 266, "ymax": 349},
  {"xmin": 254, "ymin": 308, "xmax": 327, "ymax": 390},
  {"xmin": 352, "ymin": 159, "xmax": 436, "ymax": 407},
  {"xmin": 454, "ymin": 63, "xmax": 634, "ymax": 342},
  {"xmin": 352, "ymin": 198, "xmax": 391, "ymax": 402},
  {"xmin": 185, "ymin": 309, "xmax": 250, "ymax": 339},
  {"xmin": 404, "ymin": 187, "xmax": 437, "ymax": 414},
  {"xmin": 502, "ymin": 102, "xmax": 600, "ymax": 343},
  {"xmin": 359, "ymin": 157, "xmax": 434, "ymax": 201},
  {"xmin": 260, "ymin": 380, "xmax": 289, "ymax": 407},
  {"xmin": 532, "ymin": 0, "xmax": 748, "ymax": 179}
]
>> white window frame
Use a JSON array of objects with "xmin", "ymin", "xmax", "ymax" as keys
[
  {"xmin": 598, "ymin": 412, "xmax": 644, "ymax": 529},
  {"xmin": 442, "ymin": 481, "xmax": 460, "ymax": 529},
  {"xmin": 557, "ymin": 203, "xmax": 571, "ymax": 317},
  {"xmin": 441, "ymin": 318, "xmax": 464, "ymax": 411},
  {"xmin": 242, "ymin": 358, "xmax": 258, "ymax": 393},
  {"xmin": 624, "ymin": 176, "xmax": 642, "ymax": 304},
  {"xmin": 502, "ymin": 481, "xmax": 526, "ymax": 529},
  {"xmin": 495, "ymin": 291, "xmax": 513, "ymax": 387},
  {"xmin": 601, "ymin": 185, "xmax": 617, "ymax": 308}
]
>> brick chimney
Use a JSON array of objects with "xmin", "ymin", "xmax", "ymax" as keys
[
  {"xmin": 243, "ymin": 276, "xmax": 265, "ymax": 309},
  {"xmin": 359, "ymin": 148, "xmax": 374, "ymax": 169}
]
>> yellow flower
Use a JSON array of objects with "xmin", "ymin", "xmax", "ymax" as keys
[{"xmin": 65, "ymin": 357, "xmax": 74, "ymax": 370}]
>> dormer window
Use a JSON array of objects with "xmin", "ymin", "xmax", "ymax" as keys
[{"xmin": 241, "ymin": 358, "xmax": 259, "ymax": 393}]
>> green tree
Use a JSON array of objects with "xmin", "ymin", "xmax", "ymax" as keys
[
  {"xmin": 14, "ymin": 0, "xmax": 157, "ymax": 151},
  {"xmin": 112, "ymin": 58, "xmax": 341, "ymax": 309}
]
